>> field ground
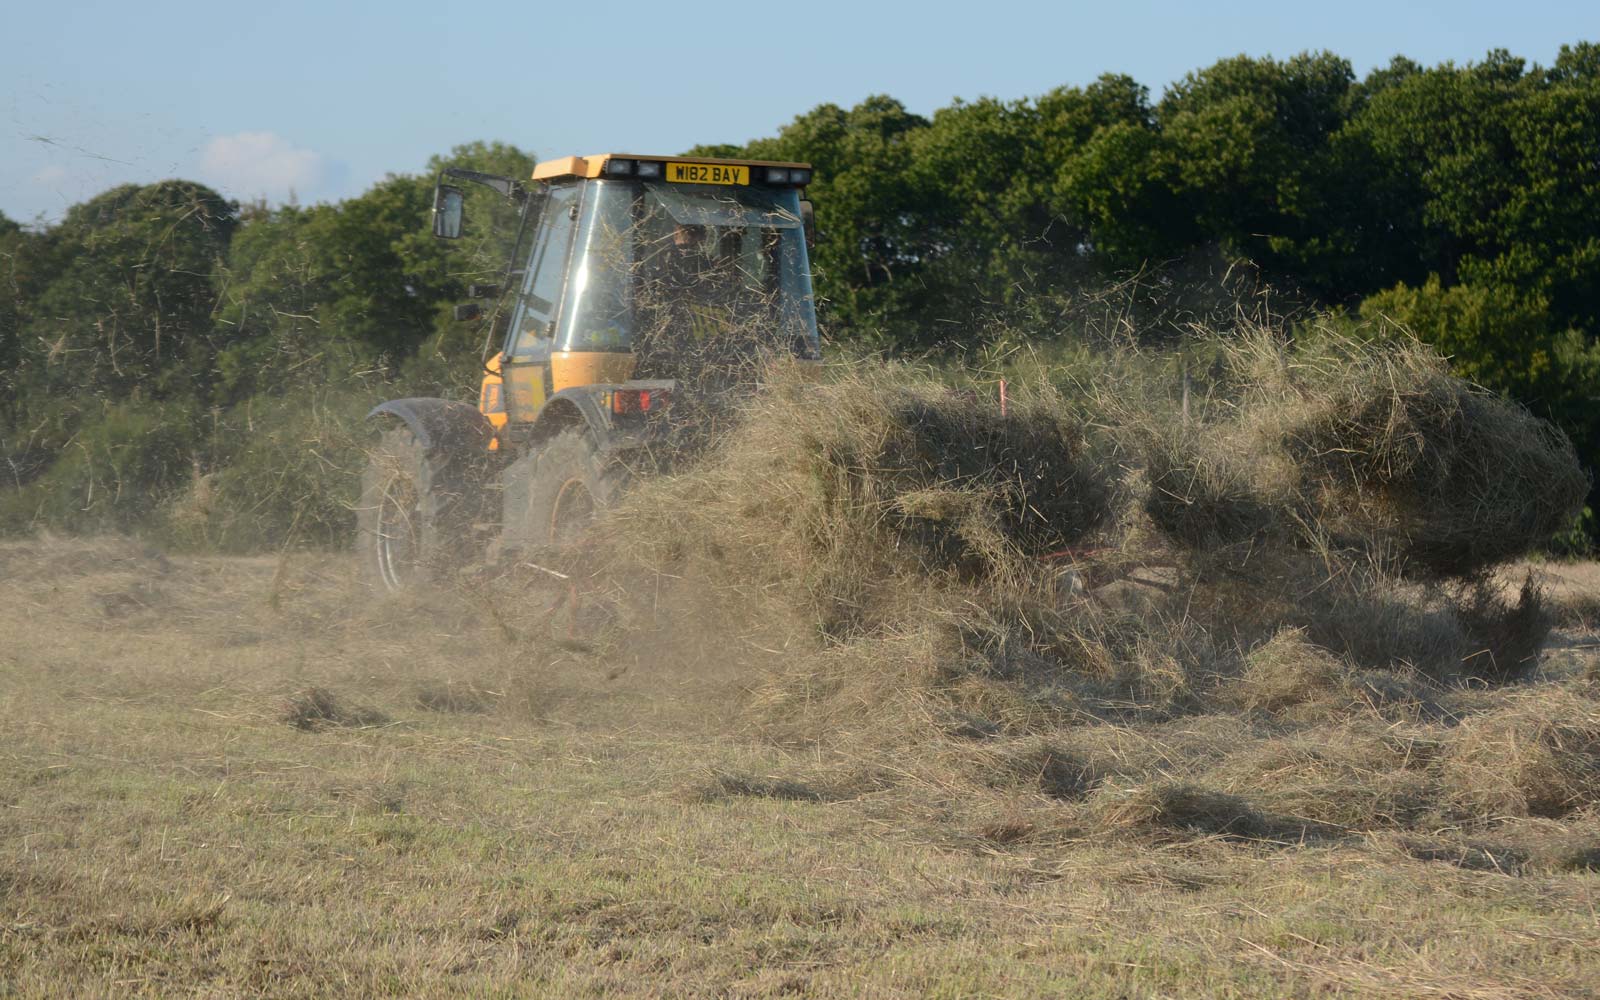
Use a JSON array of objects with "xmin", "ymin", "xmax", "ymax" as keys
[{"xmin": 3, "ymin": 537, "xmax": 1599, "ymax": 998}]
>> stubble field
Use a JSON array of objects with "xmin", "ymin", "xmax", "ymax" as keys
[{"xmin": 2, "ymin": 535, "xmax": 1599, "ymax": 999}]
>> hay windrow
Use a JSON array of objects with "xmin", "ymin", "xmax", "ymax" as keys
[{"xmin": 586, "ymin": 332, "xmax": 1598, "ymax": 859}]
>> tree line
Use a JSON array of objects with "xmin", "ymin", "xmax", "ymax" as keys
[{"xmin": 2, "ymin": 45, "xmax": 1597, "ymax": 547}]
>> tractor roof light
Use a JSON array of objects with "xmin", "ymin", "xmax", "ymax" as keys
[
  {"xmin": 604, "ymin": 158, "xmax": 636, "ymax": 177},
  {"xmin": 789, "ymin": 168, "xmax": 812, "ymax": 185},
  {"xmin": 764, "ymin": 167, "xmax": 790, "ymax": 184},
  {"xmin": 635, "ymin": 160, "xmax": 663, "ymax": 179}
]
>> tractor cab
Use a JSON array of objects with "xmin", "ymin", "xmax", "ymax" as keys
[{"xmin": 432, "ymin": 154, "xmax": 819, "ymax": 447}]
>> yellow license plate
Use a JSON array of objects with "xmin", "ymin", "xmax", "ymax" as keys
[{"xmin": 665, "ymin": 162, "xmax": 748, "ymax": 186}]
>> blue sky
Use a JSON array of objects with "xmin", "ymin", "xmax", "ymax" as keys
[{"xmin": 4, "ymin": 0, "xmax": 1593, "ymax": 224}]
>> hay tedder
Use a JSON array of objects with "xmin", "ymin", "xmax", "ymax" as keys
[{"xmin": 358, "ymin": 154, "xmax": 820, "ymax": 591}]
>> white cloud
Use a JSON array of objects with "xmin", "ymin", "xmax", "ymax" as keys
[{"xmin": 198, "ymin": 131, "xmax": 327, "ymax": 203}]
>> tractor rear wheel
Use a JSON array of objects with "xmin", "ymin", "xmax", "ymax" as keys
[
  {"xmin": 357, "ymin": 426, "xmax": 475, "ymax": 592},
  {"xmin": 522, "ymin": 428, "xmax": 624, "ymax": 548}
]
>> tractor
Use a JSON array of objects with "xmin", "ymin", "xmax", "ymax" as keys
[{"xmin": 357, "ymin": 153, "xmax": 820, "ymax": 590}]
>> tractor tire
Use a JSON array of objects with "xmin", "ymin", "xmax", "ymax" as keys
[
  {"xmin": 520, "ymin": 428, "xmax": 625, "ymax": 549},
  {"xmin": 357, "ymin": 426, "xmax": 478, "ymax": 592}
]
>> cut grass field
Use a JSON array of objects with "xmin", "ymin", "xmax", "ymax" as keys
[{"xmin": 3, "ymin": 536, "xmax": 1599, "ymax": 998}]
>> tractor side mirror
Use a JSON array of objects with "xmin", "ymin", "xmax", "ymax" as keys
[
  {"xmin": 799, "ymin": 199, "xmax": 816, "ymax": 250},
  {"xmin": 432, "ymin": 184, "xmax": 465, "ymax": 239}
]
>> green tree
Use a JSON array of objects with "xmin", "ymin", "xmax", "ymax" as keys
[
  {"xmin": 736, "ymin": 97, "xmax": 932, "ymax": 343},
  {"xmin": 1348, "ymin": 48, "xmax": 1600, "ymax": 324},
  {"xmin": 1350, "ymin": 45, "xmax": 1600, "ymax": 509},
  {"xmin": 907, "ymin": 94, "xmax": 1083, "ymax": 330},
  {"xmin": 17, "ymin": 181, "xmax": 237, "ymax": 400},
  {"xmin": 1042, "ymin": 73, "xmax": 1174, "ymax": 266},
  {"xmin": 0, "ymin": 213, "xmax": 63, "ymax": 416},
  {"xmin": 213, "ymin": 141, "xmax": 538, "ymax": 398}
]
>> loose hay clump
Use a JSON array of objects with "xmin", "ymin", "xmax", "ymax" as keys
[
  {"xmin": 1144, "ymin": 330, "xmax": 1588, "ymax": 580},
  {"xmin": 1439, "ymin": 691, "xmax": 1600, "ymax": 819},
  {"xmin": 1089, "ymin": 782, "xmax": 1270, "ymax": 839},
  {"xmin": 692, "ymin": 771, "xmax": 828, "ymax": 803},
  {"xmin": 1225, "ymin": 628, "xmax": 1351, "ymax": 714},
  {"xmin": 975, "ymin": 737, "xmax": 1101, "ymax": 801},
  {"xmin": 611, "ymin": 363, "xmax": 1114, "ymax": 637},
  {"xmin": 1205, "ymin": 723, "xmax": 1438, "ymax": 831},
  {"xmin": 1451, "ymin": 573, "xmax": 1553, "ymax": 681},
  {"xmin": 281, "ymin": 686, "xmax": 389, "ymax": 731}
]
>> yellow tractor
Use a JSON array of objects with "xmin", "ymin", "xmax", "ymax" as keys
[{"xmin": 358, "ymin": 153, "xmax": 819, "ymax": 590}]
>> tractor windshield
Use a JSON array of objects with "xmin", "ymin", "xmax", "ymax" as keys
[{"xmin": 554, "ymin": 180, "xmax": 820, "ymax": 365}]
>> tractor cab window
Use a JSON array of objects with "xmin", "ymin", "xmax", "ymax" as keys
[
  {"xmin": 633, "ymin": 186, "xmax": 788, "ymax": 342},
  {"xmin": 636, "ymin": 185, "xmax": 789, "ymax": 291},
  {"xmin": 554, "ymin": 180, "xmax": 820, "ymax": 361},
  {"xmin": 507, "ymin": 183, "xmax": 580, "ymax": 360}
]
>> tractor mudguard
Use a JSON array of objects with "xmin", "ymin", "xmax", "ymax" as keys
[
  {"xmin": 533, "ymin": 381, "xmax": 674, "ymax": 455},
  {"xmin": 533, "ymin": 387, "xmax": 613, "ymax": 448},
  {"xmin": 368, "ymin": 397, "xmax": 496, "ymax": 457}
]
